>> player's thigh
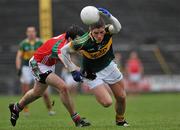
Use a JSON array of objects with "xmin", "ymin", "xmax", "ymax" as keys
[
  {"xmin": 109, "ymin": 80, "xmax": 126, "ymax": 99},
  {"xmin": 46, "ymin": 72, "xmax": 67, "ymax": 92},
  {"xmin": 91, "ymin": 84, "xmax": 112, "ymax": 107}
]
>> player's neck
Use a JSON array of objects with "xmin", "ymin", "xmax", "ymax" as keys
[{"xmin": 28, "ymin": 38, "xmax": 36, "ymax": 45}]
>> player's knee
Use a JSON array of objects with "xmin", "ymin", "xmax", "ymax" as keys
[
  {"xmin": 33, "ymin": 89, "xmax": 43, "ymax": 98},
  {"xmin": 34, "ymin": 92, "xmax": 43, "ymax": 98},
  {"xmin": 117, "ymin": 88, "xmax": 127, "ymax": 99},
  {"xmin": 121, "ymin": 90, "xmax": 127, "ymax": 99},
  {"xmin": 60, "ymin": 86, "xmax": 69, "ymax": 94},
  {"xmin": 43, "ymin": 93, "xmax": 48, "ymax": 99},
  {"xmin": 101, "ymin": 99, "xmax": 112, "ymax": 107},
  {"xmin": 116, "ymin": 94, "xmax": 126, "ymax": 103}
]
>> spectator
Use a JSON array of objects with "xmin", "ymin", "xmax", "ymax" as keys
[{"xmin": 125, "ymin": 51, "xmax": 144, "ymax": 92}]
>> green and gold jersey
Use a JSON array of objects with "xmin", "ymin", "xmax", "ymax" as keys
[
  {"xmin": 71, "ymin": 27, "xmax": 115, "ymax": 72},
  {"xmin": 19, "ymin": 38, "xmax": 43, "ymax": 66}
]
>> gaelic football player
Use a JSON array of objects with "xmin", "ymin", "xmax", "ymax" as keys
[
  {"xmin": 61, "ymin": 8, "xmax": 129, "ymax": 126},
  {"xmin": 9, "ymin": 25, "xmax": 90, "ymax": 127}
]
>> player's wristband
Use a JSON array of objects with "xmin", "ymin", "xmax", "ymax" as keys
[{"xmin": 17, "ymin": 69, "xmax": 22, "ymax": 77}]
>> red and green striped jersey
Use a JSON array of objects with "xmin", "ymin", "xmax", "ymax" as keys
[
  {"xmin": 19, "ymin": 38, "xmax": 43, "ymax": 66},
  {"xmin": 34, "ymin": 33, "xmax": 67, "ymax": 66}
]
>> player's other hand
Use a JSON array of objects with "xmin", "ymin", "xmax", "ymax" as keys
[
  {"xmin": 81, "ymin": 69, "xmax": 96, "ymax": 80},
  {"xmin": 98, "ymin": 8, "xmax": 111, "ymax": 17},
  {"xmin": 17, "ymin": 69, "xmax": 22, "ymax": 77},
  {"xmin": 71, "ymin": 70, "xmax": 83, "ymax": 82}
]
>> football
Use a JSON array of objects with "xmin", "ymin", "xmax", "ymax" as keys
[{"xmin": 80, "ymin": 6, "xmax": 100, "ymax": 25}]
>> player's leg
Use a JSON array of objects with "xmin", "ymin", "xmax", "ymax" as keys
[
  {"xmin": 109, "ymin": 80, "xmax": 128, "ymax": 126},
  {"xmin": 19, "ymin": 81, "xmax": 48, "ymax": 108},
  {"xmin": 9, "ymin": 80, "xmax": 48, "ymax": 126},
  {"xmin": 102, "ymin": 61, "xmax": 128, "ymax": 126},
  {"xmin": 84, "ymin": 75, "xmax": 113, "ymax": 107},
  {"xmin": 43, "ymin": 89, "xmax": 55, "ymax": 115},
  {"xmin": 46, "ymin": 72, "xmax": 90, "ymax": 127},
  {"xmin": 90, "ymin": 84, "xmax": 112, "ymax": 107},
  {"xmin": 20, "ymin": 66, "xmax": 32, "ymax": 114},
  {"xmin": 46, "ymin": 73, "xmax": 75, "ymax": 114},
  {"xmin": 20, "ymin": 83, "xmax": 30, "ymax": 114}
]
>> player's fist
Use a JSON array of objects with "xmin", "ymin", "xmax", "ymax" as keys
[
  {"xmin": 81, "ymin": 69, "xmax": 96, "ymax": 80},
  {"xmin": 17, "ymin": 69, "xmax": 22, "ymax": 77},
  {"xmin": 98, "ymin": 8, "xmax": 111, "ymax": 17},
  {"xmin": 71, "ymin": 70, "xmax": 83, "ymax": 82}
]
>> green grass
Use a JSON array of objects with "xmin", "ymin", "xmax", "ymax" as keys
[{"xmin": 0, "ymin": 93, "xmax": 180, "ymax": 130}]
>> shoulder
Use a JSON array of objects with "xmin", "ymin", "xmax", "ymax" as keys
[
  {"xmin": 19, "ymin": 39, "xmax": 28, "ymax": 46},
  {"xmin": 71, "ymin": 32, "xmax": 90, "ymax": 50},
  {"xmin": 73, "ymin": 32, "xmax": 90, "ymax": 44}
]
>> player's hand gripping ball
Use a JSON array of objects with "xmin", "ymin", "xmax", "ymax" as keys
[
  {"xmin": 80, "ymin": 6, "xmax": 100, "ymax": 25},
  {"xmin": 98, "ymin": 8, "xmax": 111, "ymax": 17}
]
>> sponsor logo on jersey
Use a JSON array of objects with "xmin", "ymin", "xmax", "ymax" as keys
[{"xmin": 81, "ymin": 38, "xmax": 112, "ymax": 59}]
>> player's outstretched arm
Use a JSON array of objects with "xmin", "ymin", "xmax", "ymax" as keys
[
  {"xmin": 59, "ymin": 42, "xmax": 77, "ymax": 72},
  {"xmin": 109, "ymin": 15, "xmax": 121, "ymax": 34},
  {"xmin": 60, "ymin": 43, "xmax": 83, "ymax": 82},
  {"xmin": 98, "ymin": 8, "xmax": 121, "ymax": 34}
]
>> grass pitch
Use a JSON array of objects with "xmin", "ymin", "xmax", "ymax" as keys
[{"xmin": 0, "ymin": 93, "xmax": 180, "ymax": 130}]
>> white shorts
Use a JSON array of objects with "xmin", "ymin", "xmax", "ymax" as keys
[
  {"xmin": 20, "ymin": 66, "xmax": 34, "ymax": 84},
  {"xmin": 36, "ymin": 63, "xmax": 55, "ymax": 73},
  {"xmin": 84, "ymin": 61, "xmax": 123, "ymax": 89},
  {"xmin": 29, "ymin": 57, "xmax": 55, "ymax": 81}
]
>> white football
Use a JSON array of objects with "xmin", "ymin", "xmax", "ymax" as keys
[{"xmin": 80, "ymin": 6, "xmax": 100, "ymax": 25}]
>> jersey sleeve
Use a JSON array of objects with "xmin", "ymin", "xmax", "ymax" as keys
[
  {"xmin": 70, "ymin": 32, "xmax": 89, "ymax": 51},
  {"xmin": 19, "ymin": 41, "xmax": 24, "ymax": 51}
]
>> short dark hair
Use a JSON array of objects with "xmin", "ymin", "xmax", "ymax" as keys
[
  {"xmin": 89, "ymin": 17, "xmax": 105, "ymax": 30},
  {"xmin": 65, "ymin": 24, "xmax": 85, "ymax": 40},
  {"xmin": 26, "ymin": 26, "xmax": 36, "ymax": 31}
]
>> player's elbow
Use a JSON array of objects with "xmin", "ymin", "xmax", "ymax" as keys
[
  {"xmin": 114, "ymin": 23, "xmax": 121, "ymax": 33},
  {"xmin": 117, "ymin": 23, "xmax": 121, "ymax": 32}
]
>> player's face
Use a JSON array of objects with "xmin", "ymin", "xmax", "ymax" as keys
[
  {"xmin": 91, "ymin": 27, "xmax": 106, "ymax": 43},
  {"xmin": 26, "ymin": 27, "xmax": 37, "ymax": 40}
]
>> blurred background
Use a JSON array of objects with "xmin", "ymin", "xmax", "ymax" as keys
[{"xmin": 0, "ymin": 0, "xmax": 180, "ymax": 95}]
